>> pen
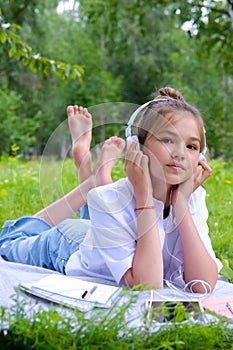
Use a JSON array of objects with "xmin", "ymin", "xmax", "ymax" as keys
[
  {"xmin": 81, "ymin": 285, "xmax": 97, "ymax": 299},
  {"xmin": 226, "ymin": 302, "xmax": 233, "ymax": 315}
]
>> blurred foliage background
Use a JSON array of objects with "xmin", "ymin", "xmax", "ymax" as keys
[{"xmin": 0, "ymin": 0, "xmax": 233, "ymax": 158}]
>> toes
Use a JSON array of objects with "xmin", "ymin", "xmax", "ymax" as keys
[
  {"xmin": 113, "ymin": 137, "xmax": 126, "ymax": 149},
  {"xmin": 67, "ymin": 105, "xmax": 92, "ymax": 120},
  {"xmin": 118, "ymin": 138, "xmax": 126, "ymax": 149},
  {"xmin": 73, "ymin": 105, "xmax": 79, "ymax": 113},
  {"xmin": 83, "ymin": 107, "xmax": 92, "ymax": 119},
  {"xmin": 103, "ymin": 137, "xmax": 125, "ymax": 152},
  {"xmin": 67, "ymin": 105, "xmax": 75, "ymax": 117}
]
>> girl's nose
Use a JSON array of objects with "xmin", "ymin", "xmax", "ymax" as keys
[
  {"xmin": 171, "ymin": 145, "xmax": 185, "ymax": 161},
  {"xmin": 171, "ymin": 153, "xmax": 185, "ymax": 161}
]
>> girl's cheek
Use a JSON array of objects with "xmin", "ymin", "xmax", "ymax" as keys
[{"xmin": 191, "ymin": 161, "xmax": 199, "ymax": 174}]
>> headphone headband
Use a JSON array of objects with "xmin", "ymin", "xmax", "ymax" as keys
[{"xmin": 125, "ymin": 99, "xmax": 170, "ymax": 138}]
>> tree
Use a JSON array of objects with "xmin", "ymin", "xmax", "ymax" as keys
[
  {"xmin": 0, "ymin": 0, "xmax": 122, "ymax": 155},
  {"xmin": 0, "ymin": 0, "xmax": 233, "ymax": 157},
  {"xmin": 77, "ymin": 0, "xmax": 233, "ymax": 157},
  {"xmin": 0, "ymin": 20, "xmax": 84, "ymax": 81},
  {"xmin": 0, "ymin": 0, "xmax": 85, "ymax": 155}
]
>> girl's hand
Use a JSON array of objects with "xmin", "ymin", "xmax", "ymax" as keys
[
  {"xmin": 171, "ymin": 158, "xmax": 212, "ymax": 208},
  {"xmin": 124, "ymin": 140, "xmax": 153, "ymax": 203},
  {"xmin": 193, "ymin": 158, "xmax": 212, "ymax": 192}
]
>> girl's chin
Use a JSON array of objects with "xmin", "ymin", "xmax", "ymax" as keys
[{"xmin": 166, "ymin": 173, "xmax": 192, "ymax": 184}]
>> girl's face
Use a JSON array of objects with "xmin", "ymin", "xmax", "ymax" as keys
[{"xmin": 143, "ymin": 111, "xmax": 201, "ymax": 186}]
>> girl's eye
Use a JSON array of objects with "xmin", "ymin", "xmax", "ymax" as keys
[
  {"xmin": 160, "ymin": 137, "xmax": 173, "ymax": 144},
  {"xmin": 187, "ymin": 144, "xmax": 198, "ymax": 151}
]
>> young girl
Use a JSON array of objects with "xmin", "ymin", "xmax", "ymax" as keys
[{"xmin": 0, "ymin": 87, "xmax": 222, "ymax": 293}]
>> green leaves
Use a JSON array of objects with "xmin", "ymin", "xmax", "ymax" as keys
[
  {"xmin": 0, "ymin": 21, "xmax": 84, "ymax": 80},
  {"xmin": 0, "ymin": 30, "xmax": 7, "ymax": 43}
]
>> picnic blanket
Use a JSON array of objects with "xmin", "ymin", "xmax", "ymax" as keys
[{"xmin": 1, "ymin": 256, "xmax": 233, "ymax": 328}]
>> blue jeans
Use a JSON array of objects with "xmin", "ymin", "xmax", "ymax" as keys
[{"xmin": 0, "ymin": 204, "xmax": 90, "ymax": 274}]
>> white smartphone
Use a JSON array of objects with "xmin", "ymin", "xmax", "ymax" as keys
[{"xmin": 145, "ymin": 300, "xmax": 204, "ymax": 323}]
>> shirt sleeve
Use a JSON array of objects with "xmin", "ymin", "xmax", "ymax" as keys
[
  {"xmin": 189, "ymin": 186, "xmax": 222, "ymax": 272},
  {"xmin": 83, "ymin": 179, "xmax": 138, "ymax": 285}
]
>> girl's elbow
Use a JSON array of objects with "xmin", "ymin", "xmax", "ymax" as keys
[
  {"xmin": 124, "ymin": 269, "xmax": 163, "ymax": 289},
  {"xmin": 191, "ymin": 280, "xmax": 217, "ymax": 294},
  {"xmin": 187, "ymin": 274, "xmax": 218, "ymax": 294}
]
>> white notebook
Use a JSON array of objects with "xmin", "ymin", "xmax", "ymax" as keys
[{"xmin": 20, "ymin": 274, "xmax": 122, "ymax": 311}]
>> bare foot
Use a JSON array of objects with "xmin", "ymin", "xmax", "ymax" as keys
[
  {"xmin": 95, "ymin": 136, "xmax": 126, "ymax": 186},
  {"xmin": 67, "ymin": 105, "xmax": 92, "ymax": 182}
]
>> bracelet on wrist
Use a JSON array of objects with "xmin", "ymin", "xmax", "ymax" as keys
[{"xmin": 134, "ymin": 205, "xmax": 155, "ymax": 212}]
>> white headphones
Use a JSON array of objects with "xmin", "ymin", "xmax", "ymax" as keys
[
  {"xmin": 125, "ymin": 99, "xmax": 207, "ymax": 160},
  {"xmin": 125, "ymin": 100, "xmax": 157, "ymax": 151}
]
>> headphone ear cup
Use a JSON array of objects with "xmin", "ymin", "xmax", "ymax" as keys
[
  {"xmin": 126, "ymin": 135, "xmax": 140, "ymax": 150},
  {"xmin": 125, "ymin": 100, "xmax": 154, "ymax": 151},
  {"xmin": 199, "ymin": 152, "xmax": 205, "ymax": 161}
]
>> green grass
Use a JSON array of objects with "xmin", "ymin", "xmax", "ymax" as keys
[
  {"xmin": 1, "ymin": 156, "xmax": 233, "ymax": 279},
  {"xmin": 1, "ymin": 156, "xmax": 233, "ymax": 348},
  {"xmin": 0, "ymin": 156, "xmax": 125, "ymax": 223},
  {"xmin": 203, "ymin": 159, "xmax": 233, "ymax": 281},
  {"xmin": 1, "ymin": 294, "xmax": 233, "ymax": 350}
]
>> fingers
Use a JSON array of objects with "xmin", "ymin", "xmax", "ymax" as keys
[
  {"xmin": 193, "ymin": 159, "xmax": 212, "ymax": 191},
  {"xmin": 198, "ymin": 158, "xmax": 212, "ymax": 182},
  {"xmin": 125, "ymin": 140, "xmax": 146, "ymax": 164},
  {"xmin": 124, "ymin": 140, "xmax": 149, "ymax": 174},
  {"xmin": 126, "ymin": 138, "xmax": 140, "ymax": 153},
  {"xmin": 198, "ymin": 159, "xmax": 212, "ymax": 177},
  {"xmin": 125, "ymin": 139, "xmax": 139, "ymax": 167}
]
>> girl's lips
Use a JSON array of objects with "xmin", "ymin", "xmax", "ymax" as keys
[{"xmin": 167, "ymin": 163, "xmax": 184, "ymax": 171}]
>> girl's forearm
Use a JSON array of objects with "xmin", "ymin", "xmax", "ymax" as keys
[
  {"xmin": 124, "ymin": 208, "xmax": 163, "ymax": 289},
  {"xmin": 34, "ymin": 176, "xmax": 95, "ymax": 226},
  {"xmin": 175, "ymin": 205, "xmax": 218, "ymax": 293}
]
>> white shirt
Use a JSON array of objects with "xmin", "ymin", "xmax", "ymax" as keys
[{"xmin": 66, "ymin": 178, "xmax": 222, "ymax": 286}]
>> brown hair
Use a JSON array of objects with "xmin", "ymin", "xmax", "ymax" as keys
[{"xmin": 136, "ymin": 87, "xmax": 205, "ymax": 152}]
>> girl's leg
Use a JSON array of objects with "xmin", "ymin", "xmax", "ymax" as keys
[
  {"xmin": 79, "ymin": 136, "xmax": 126, "ymax": 219},
  {"xmin": 0, "ymin": 106, "xmax": 126, "ymax": 271},
  {"xmin": 0, "ymin": 216, "xmax": 90, "ymax": 273},
  {"xmin": 33, "ymin": 136, "xmax": 126, "ymax": 224},
  {"xmin": 67, "ymin": 105, "xmax": 92, "ymax": 219},
  {"xmin": 67, "ymin": 105, "xmax": 125, "ymax": 186},
  {"xmin": 67, "ymin": 105, "xmax": 93, "ymax": 183},
  {"xmin": 67, "ymin": 104, "xmax": 125, "ymax": 218},
  {"xmin": 95, "ymin": 136, "xmax": 126, "ymax": 186},
  {"xmin": 0, "ymin": 137, "xmax": 125, "ymax": 270}
]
